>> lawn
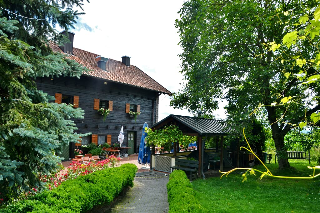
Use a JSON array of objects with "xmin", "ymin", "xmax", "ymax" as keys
[{"xmin": 192, "ymin": 160, "xmax": 320, "ymax": 212}]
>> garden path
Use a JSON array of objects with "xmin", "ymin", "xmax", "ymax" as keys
[
  {"xmin": 110, "ymin": 171, "xmax": 169, "ymax": 213},
  {"xmin": 62, "ymin": 155, "xmax": 170, "ymax": 213}
]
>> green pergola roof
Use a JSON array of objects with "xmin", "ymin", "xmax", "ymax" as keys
[{"xmin": 152, "ymin": 114, "xmax": 230, "ymax": 136}]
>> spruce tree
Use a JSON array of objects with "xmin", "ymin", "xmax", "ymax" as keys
[{"xmin": 0, "ymin": 0, "xmax": 88, "ymax": 202}]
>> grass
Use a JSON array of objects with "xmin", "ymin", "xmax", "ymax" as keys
[{"xmin": 192, "ymin": 160, "xmax": 320, "ymax": 212}]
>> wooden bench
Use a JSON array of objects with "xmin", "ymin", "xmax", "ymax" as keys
[
  {"xmin": 171, "ymin": 158, "xmax": 199, "ymax": 180},
  {"xmin": 105, "ymin": 148, "xmax": 120, "ymax": 157},
  {"xmin": 275, "ymin": 151, "xmax": 306, "ymax": 163}
]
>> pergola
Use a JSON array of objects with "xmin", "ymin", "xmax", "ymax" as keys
[{"xmin": 151, "ymin": 114, "xmax": 230, "ymax": 178}]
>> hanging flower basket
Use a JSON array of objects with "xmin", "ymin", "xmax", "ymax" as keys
[
  {"xmin": 98, "ymin": 108, "xmax": 110, "ymax": 121},
  {"xmin": 129, "ymin": 111, "xmax": 140, "ymax": 122}
]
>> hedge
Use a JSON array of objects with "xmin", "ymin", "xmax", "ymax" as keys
[
  {"xmin": 167, "ymin": 170, "xmax": 204, "ymax": 212},
  {"xmin": 2, "ymin": 163, "xmax": 137, "ymax": 213}
]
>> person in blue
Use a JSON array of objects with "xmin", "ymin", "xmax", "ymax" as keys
[{"xmin": 138, "ymin": 122, "xmax": 150, "ymax": 165}]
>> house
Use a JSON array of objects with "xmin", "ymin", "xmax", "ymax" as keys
[{"xmin": 36, "ymin": 32, "xmax": 171, "ymax": 159}]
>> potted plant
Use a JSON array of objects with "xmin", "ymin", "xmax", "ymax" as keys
[
  {"xmin": 80, "ymin": 145, "xmax": 89, "ymax": 154},
  {"xmin": 101, "ymin": 143, "xmax": 111, "ymax": 152},
  {"xmin": 74, "ymin": 148, "xmax": 83, "ymax": 156},
  {"xmin": 88, "ymin": 147, "xmax": 103, "ymax": 156},
  {"xmin": 102, "ymin": 143, "xmax": 111, "ymax": 149},
  {"xmin": 98, "ymin": 108, "xmax": 110, "ymax": 121},
  {"xmin": 112, "ymin": 142, "xmax": 120, "ymax": 150},
  {"xmin": 129, "ymin": 111, "xmax": 140, "ymax": 122}
]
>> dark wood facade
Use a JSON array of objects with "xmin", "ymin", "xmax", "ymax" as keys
[{"xmin": 36, "ymin": 75, "xmax": 160, "ymax": 158}]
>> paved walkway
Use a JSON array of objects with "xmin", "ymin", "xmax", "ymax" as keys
[
  {"xmin": 111, "ymin": 155, "xmax": 169, "ymax": 213},
  {"xmin": 110, "ymin": 171, "xmax": 169, "ymax": 213},
  {"xmin": 62, "ymin": 155, "xmax": 170, "ymax": 213}
]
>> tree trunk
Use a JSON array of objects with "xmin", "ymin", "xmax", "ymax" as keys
[
  {"xmin": 272, "ymin": 130, "xmax": 290, "ymax": 169},
  {"xmin": 266, "ymin": 105, "xmax": 290, "ymax": 169}
]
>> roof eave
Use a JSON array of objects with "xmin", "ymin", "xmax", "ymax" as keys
[{"xmin": 83, "ymin": 74, "xmax": 171, "ymax": 95}]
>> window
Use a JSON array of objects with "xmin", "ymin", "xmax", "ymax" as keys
[
  {"xmin": 91, "ymin": 134, "xmax": 111, "ymax": 146},
  {"xmin": 55, "ymin": 93, "xmax": 79, "ymax": 108},
  {"xmin": 98, "ymin": 135, "xmax": 106, "ymax": 145},
  {"xmin": 126, "ymin": 103, "xmax": 140, "ymax": 113},
  {"xmin": 62, "ymin": 94, "xmax": 73, "ymax": 104},
  {"xmin": 94, "ymin": 99, "xmax": 113, "ymax": 111},
  {"xmin": 130, "ymin": 104, "xmax": 137, "ymax": 112},
  {"xmin": 100, "ymin": 100, "xmax": 109, "ymax": 109},
  {"xmin": 81, "ymin": 136, "xmax": 90, "ymax": 145}
]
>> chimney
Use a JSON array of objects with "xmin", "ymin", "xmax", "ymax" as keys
[
  {"xmin": 59, "ymin": 31, "xmax": 75, "ymax": 54},
  {"xmin": 96, "ymin": 56, "xmax": 108, "ymax": 71},
  {"xmin": 122, "ymin": 56, "xmax": 130, "ymax": 66}
]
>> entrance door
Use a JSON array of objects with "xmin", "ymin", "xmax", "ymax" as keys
[{"xmin": 127, "ymin": 131, "xmax": 136, "ymax": 155}]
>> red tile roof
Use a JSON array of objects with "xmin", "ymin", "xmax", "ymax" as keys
[{"xmin": 50, "ymin": 43, "xmax": 171, "ymax": 95}]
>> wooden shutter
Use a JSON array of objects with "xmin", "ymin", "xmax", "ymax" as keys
[
  {"xmin": 125, "ymin": 103, "xmax": 130, "ymax": 113},
  {"xmin": 92, "ymin": 134, "xmax": 98, "ymax": 145},
  {"xmin": 109, "ymin": 101, "xmax": 113, "ymax": 111},
  {"xmin": 75, "ymin": 138, "xmax": 81, "ymax": 146},
  {"xmin": 107, "ymin": 135, "xmax": 112, "ymax": 145},
  {"xmin": 55, "ymin": 93, "xmax": 62, "ymax": 104},
  {"xmin": 73, "ymin": 96, "xmax": 79, "ymax": 108},
  {"xmin": 94, "ymin": 99, "xmax": 100, "ymax": 110},
  {"xmin": 137, "ymin": 105, "xmax": 140, "ymax": 113}
]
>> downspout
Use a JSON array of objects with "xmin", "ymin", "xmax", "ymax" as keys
[
  {"xmin": 220, "ymin": 136, "xmax": 224, "ymax": 172},
  {"xmin": 197, "ymin": 136, "xmax": 203, "ymax": 178},
  {"xmin": 201, "ymin": 136, "xmax": 205, "ymax": 179}
]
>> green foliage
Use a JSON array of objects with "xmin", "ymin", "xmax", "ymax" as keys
[
  {"xmin": 284, "ymin": 128, "xmax": 320, "ymax": 151},
  {"xmin": 0, "ymin": 0, "xmax": 87, "ymax": 46},
  {"xmin": 86, "ymin": 143, "xmax": 98, "ymax": 151},
  {"xmin": 284, "ymin": 128, "xmax": 320, "ymax": 163},
  {"xmin": 173, "ymin": 0, "xmax": 320, "ymax": 169},
  {"xmin": 1, "ymin": 164, "xmax": 138, "ymax": 212},
  {"xmin": 112, "ymin": 142, "xmax": 120, "ymax": 148},
  {"xmin": 192, "ymin": 162, "xmax": 320, "ymax": 212},
  {"xmin": 98, "ymin": 108, "xmax": 110, "ymax": 121},
  {"xmin": 128, "ymin": 110, "xmax": 141, "ymax": 122},
  {"xmin": 146, "ymin": 125, "xmax": 196, "ymax": 149},
  {"xmin": 309, "ymin": 146, "xmax": 320, "ymax": 164},
  {"xmin": 101, "ymin": 143, "xmax": 110, "ymax": 149},
  {"xmin": 244, "ymin": 119, "xmax": 266, "ymax": 161},
  {"xmin": 203, "ymin": 136, "xmax": 214, "ymax": 149},
  {"xmin": 264, "ymin": 128, "xmax": 275, "ymax": 152},
  {"xmin": 0, "ymin": 0, "xmax": 89, "ymax": 202},
  {"xmin": 88, "ymin": 147, "xmax": 103, "ymax": 156},
  {"xmin": 270, "ymin": 3, "xmax": 320, "ymax": 130},
  {"xmin": 222, "ymin": 128, "xmax": 320, "ymax": 182},
  {"xmin": 167, "ymin": 170, "xmax": 204, "ymax": 212}
]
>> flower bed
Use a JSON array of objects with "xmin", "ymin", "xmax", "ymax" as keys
[
  {"xmin": 2, "ymin": 163, "xmax": 137, "ymax": 212},
  {"xmin": 167, "ymin": 170, "xmax": 204, "ymax": 212},
  {"xmin": 39, "ymin": 155, "xmax": 121, "ymax": 190}
]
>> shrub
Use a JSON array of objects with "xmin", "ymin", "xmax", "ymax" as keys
[
  {"xmin": 310, "ymin": 146, "xmax": 320, "ymax": 164},
  {"xmin": 88, "ymin": 147, "xmax": 103, "ymax": 156},
  {"xmin": 102, "ymin": 143, "xmax": 111, "ymax": 149},
  {"xmin": 2, "ymin": 164, "xmax": 137, "ymax": 212},
  {"xmin": 167, "ymin": 170, "xmax": 204, "ymax": 212}
]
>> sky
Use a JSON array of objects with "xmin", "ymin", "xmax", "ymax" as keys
[{"xmin": 72, "ymin": 0, "xmax": 227, "ymax": 121}]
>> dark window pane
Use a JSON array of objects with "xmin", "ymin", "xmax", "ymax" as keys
[
  {"xmin": 62, "ymin": 95, "xmax": 73, "ymax": 104},
  {"xmin": 130, "ymin": 104, "xmax": 137, "ymax": 112}
]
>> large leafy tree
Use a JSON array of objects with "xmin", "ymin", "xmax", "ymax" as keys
[
  {"xmin": 172, "ymin": 0, "xmax": 320, "ymax": 169},
  {"xmin": 0, "ymin": 0, "xmax": 88, "ymax": 201}
]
